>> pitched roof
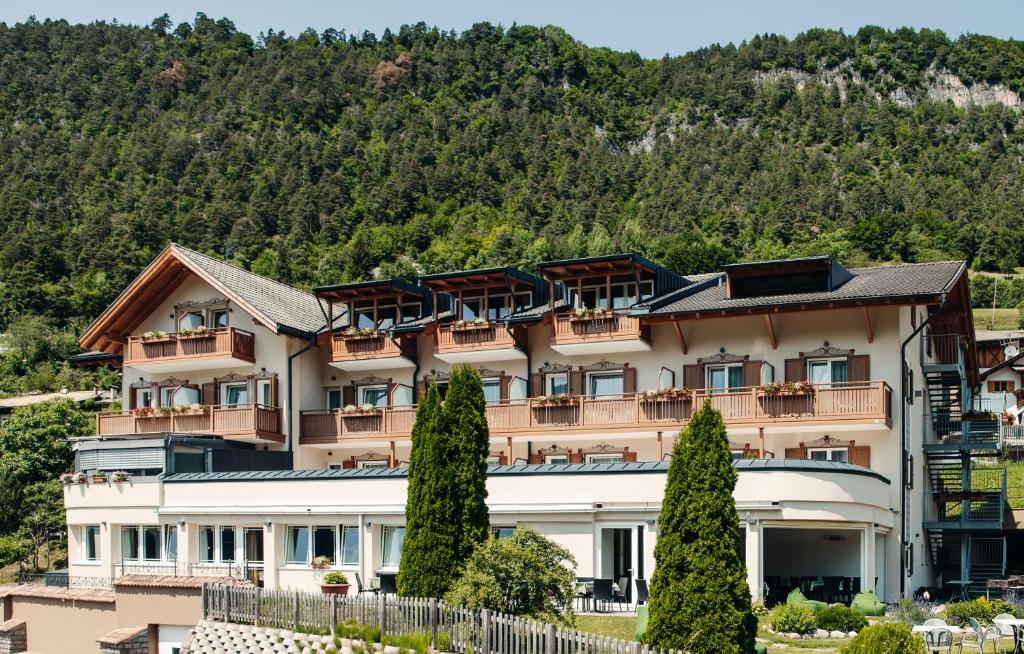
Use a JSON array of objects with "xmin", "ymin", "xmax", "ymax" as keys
[
  {"xmin": 642, "ymin": 261, "xmax": 966, "ymax": 316},
  {"xmin": 976, "ymin": 330, "xmax": 1024, "ymax": 343}
]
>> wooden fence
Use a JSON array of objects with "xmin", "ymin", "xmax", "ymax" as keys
[{"xmin": 203, "ymin": 584, "xmax": 674, "ymax": 654}]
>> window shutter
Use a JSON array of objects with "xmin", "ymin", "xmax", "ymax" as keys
[
  {"xmin": 342, "ymin": 459, "xmax": 355, "ymax": 470},
  {"xmin": 497, "ymin": 453, "xmax": 508, "ymax": 465},
  {"xmin": 622, "ymin": 449, "xmax": 637, "ymax": 463},
  {"xmin": 785, "ymin": 358, "xmax": 805, "ymax": 382},
  {"xmin": 269, "ymin": 376, "xmax": 279, "ymax": 407},
  {"xmin": 848, "ymin": 445, "xmax": 871, "ymax": 468},
  {"xmin": 530, "ymin": 374, "xmax": 543, "ymax": 398},
  {"xmin": 202, "ymin": 382, "xmax": 216, "ymax": 406},
  {"xmin": 847, "ymin": 354, "xmax": 870, "ymax": 382},
  {"xmin": 528, "ymin": 452, "xmax": 542, "ymax": 464},
  {"xmin": 128, "ymin": 388, "xmax": 137, "ymax": 410},
  {"xmin": 568, "ymin": 450, "xmax": 584, "ymax": 464},
  {"xmin": 499, "ymin": 374, "xmax": 511, "ymax": 401},
  {"xmin": 342, "ymin": 385, "xmax": 356, "ymax": 406},
  {"xmin": 988, "ymin": 381, "xmax": 996, "ymax": 393},
  {"xmin": 623, "ymin": 366, "xmax": 637, "ymax": 396},
  {"xmin": 742, "ymin": 360, "xmax": 762, "ymax": 387},
  {"xmin": 683, "ymin": 364, "xmax": 703, "ymax": 390},
  {"xmin": 569, "ymin": 370, "xmax": 583, "ymax": 396},
  {"xmin": 784, "ymin": 445, "xmax": 807, "ymax": 459},
  {"xmin": 387, "ymin": 382, "xmax": 398, "ymax": 407}
]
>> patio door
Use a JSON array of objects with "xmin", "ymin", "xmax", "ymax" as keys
[{"xmin": 596, "ymin": 524, "xmax": 643, "ymax": 604}]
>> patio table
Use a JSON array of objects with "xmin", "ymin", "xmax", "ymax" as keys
[
  {"xmin": 911, "ymin": 625, "xmax": 963, "ymax": 634},
  {"xmin": 994, "ymin": 618, "xmax": 1024, "ymax": 653}
]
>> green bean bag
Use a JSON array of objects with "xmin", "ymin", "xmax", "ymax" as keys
[
  {"xmin": 850, "ymin": 590, "xmax": 885, "ymax": 616},
  {"xmin": 634, "ymin": 605, "xmax": 648, "ymax": 641},
  {"xmin": 786, "ymin": 587, "xmax": 828, "ymax": 613},
  {"xmin": 755, "ymin": 642, "xmax": 768, "ymax": 654}
]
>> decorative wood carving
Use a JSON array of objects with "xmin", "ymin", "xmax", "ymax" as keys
[
  {"xmin": 801, "ymin": 343, "xmax": 854, "ymax": 357},
  {"xmin": 805, "ymin": 435, "xmax": 854, "ymax": 447},
  {"xmin": 581, "ymin": 442, "xmax": 624, "ymax": 454},
  {"xmin": 175, "ymin": 297, "xmax": 230, "ymax": 310},
  {"xmin": 698, "ymin": 351, "xmax": 748, "ymax": 364},
  {"xmin": 579, "ymin": 359, "xmax": 626, "ymax": 371},
  {"xmin": 535, "ymin": 444, "xmax": 572, "ymax": 456},
  {"xmin": 537, "ymin": 362, "xmax": 573, "ymax": 374}
]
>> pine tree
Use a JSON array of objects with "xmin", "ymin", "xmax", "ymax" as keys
[
  {"xmin": 644, "ymin": 401, "xmax": 756, "ymax": 654},
  {"xmin": 441, "ymin": 365, "xmax": 491, "ymax": 560},
  {"xmin": 398, "ymin": 383, "xmax": 459, "ymax": 597}
]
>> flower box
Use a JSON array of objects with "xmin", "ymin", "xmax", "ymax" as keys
[
  {"xmin": 92, "ymin": 473, "xmax": 108, "ymax": 483},
  {"xmin": 451, "ymin": 319, "xmax": 492, "ymax": 332},
  {"xmin": 140, "ymin": 331, "xmax": 172, "ymax": 342},
  {"xmin": 758, "ymin": 381, "xmax": 816, "ymax": 396},
  {"xmin": 639, "ymin": 388, "xmax": 692, "ymax": 402},
  {"xmin": 338, "ymin": 328, "xmax": 383, "ymax": 341},
  {"xmin": 111, "ymin": 471, "xmax": 131, "ymax": 483},
  {"xmin": 178, "ymin": 327, "xmax": 214, "ymax": 339},
  {"xmin": 60, "ymin": 472, "xmax": 87, "ymax": 485},
  {"xmin": 569, "ymin": 308, "xmax": 614, "ymax": 322},
  {"xmin": 311, "ymin": 556, "xmax": 333, "ymax": 569},
  {"xmin": 341, "ymin": 404, "xmax": 381, "ymax": 416},
  {"xmin": 533, "ymin": 394, "xmax": 576, "ymax": 407}
]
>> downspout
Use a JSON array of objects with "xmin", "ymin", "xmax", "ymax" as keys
[{"xmin": 899, "ymin": 293, "xmax": 948, "ymax": 598}]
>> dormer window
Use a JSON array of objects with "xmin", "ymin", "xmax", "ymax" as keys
[
  {"xmin": 723, "ymin": 257, "xmax": 853, "ymax": 300},
  {"xmin": 575, "ymin": 278, "xmax": 653, "ymax": 310},
  {"xmin": 352, "ymin": 300, "xmax": 419, "ymax": 329}
]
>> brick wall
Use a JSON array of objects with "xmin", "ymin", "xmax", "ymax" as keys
[
  {"xmin": 98, "ymin": 626, "xmax": 148, "ymax": 654},
  {"xmin": 0, "ymin": 620, "xmax": 27, "ymax": 654}
]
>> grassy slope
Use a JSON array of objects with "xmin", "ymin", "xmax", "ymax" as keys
[{"xmin": 973, "ymin": 308, "xmax": 1019, "ymax": 331}]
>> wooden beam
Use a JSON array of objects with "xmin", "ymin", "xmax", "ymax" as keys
[
  {"xmin": 764, "ymin": 314, "xmax": 777, "ymax": 350},
  {"xmin": 862, "ymin": 307, "xmax": 874, "ymax": 344},
  {"xmin": 672, "ymin": 320, "xmax": 688, "ymax": 355}
]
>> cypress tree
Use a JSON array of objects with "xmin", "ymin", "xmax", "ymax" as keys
[
  {"xmin": 398, "ymin": 383, "xmax": 459, "ymax": 597},
  {"xmin": 644, "ymin": 401, "xmax": 757, "ymax": 654},
  {"xmin": 441, "ymin": 365, "xmax": 491, "ymax": 560}
]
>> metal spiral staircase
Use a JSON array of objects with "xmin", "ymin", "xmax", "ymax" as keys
[{"xmin": 922, "ymin": 333, "xmax": 1007, "ymax": 597}]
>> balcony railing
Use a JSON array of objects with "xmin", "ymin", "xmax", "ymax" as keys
[
  {"xmin": 115, "ymin": 560, "xmax": 258, "ymax": 580},
  {"xmin": 96, "ymin": 404, "xmax": 283, "ymax": 441},
  {"xmin": 331, "ymin": 332, "xmax": 404, "ymax": 362},
  {"xmin": 300, "ymin": 381, "xmax": 891, "ymax": 443},
  {"xmin": 921, "ymin": 333, "xmax": 964, "ymax": 372},
  {"xmin": 435, "ymin": 322, "xmax": 517, "ymax": 354},
  {"xmin": 551, "ymin": 312, "xmax": 646, "ymax": 346},
  {"xmin": 125, "ymin": 327, "xmax": 255, "ymax": 366}
]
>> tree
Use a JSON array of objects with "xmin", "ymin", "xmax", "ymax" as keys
[
  {"xmin": 0, "ymin": 399, "xmax": 90, "ymax": 482},
  {"xmin": 397, "ymin": 384, "xmax": 458, "ymax": 597},
  {"xmin": 441, "ymin": 366, "xmax": 490, "ymax": 561},
  {"xmin": 644, "ymin": 402, "xmax": 757, "ymax": 654},
  {"xmin": 445, "ymin": 527, "xmax": 577, "ymax": 625}
]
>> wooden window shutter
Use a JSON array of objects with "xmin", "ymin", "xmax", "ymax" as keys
[
  {"xmin": 848, "ymin": 445, "xmax": 870, "ymax": 468},
  {"xmin": 988, "ymin": 381, "xmax": 996, "ymax": 393},
  {"xmin": 499, "ymin": 374, "xmax": 511, "ymax": 401},
  {"xmin": 785, "ymin": 358, "xmax": 805, "ymax": 382},
  {"xmin": 497, "ymin": 453, "xmax": 508, "ymax": 465},
  {"xmin": 530, "ymin": 373, "xmax": 543, "ymax": 398},
  {"xmin": 128, "ymin": 388, "xmax": 137, "ymax": 410},
  {"xmin": 202, "ymin": 382, "xmax": 216, "ymax": 406},
  {"xmin": 342, "ymin": 385, "xmax": 356, "ymax": 406},
  {"xmin": 742, "ymin": 360, "xmax": 762, "ymax": 387},
  {"xmin": 569, "ymin": 370, "xmax": 583, "ymax": 396},
  {"xmin": 1010, "ymin": 382, "xmax": 1016, "ymax": 393},
  {"xmin": 528, "ymin": 452, "xmax": 542, "ymax": 464},
  {"xmin": 387, "ymin": 381, "xmax": 398, "ymax": 406},
  {"xmin": 623, "ymin": 366, "xmax": 637, "ymax": 396},
  {"xmin": 622, "ymin": 448, "xmax": 637, "ymax": 463},
  {"xmin": 683, "ymin": 364, "xmax": 703, "ymax": 390},
  {"xmin": 342, "ymin": 459, "xmax": 355, "ymax": 469},
  {"xmin": 568, "ymin": 450, "xmax": 584, "ymax": 464},
  {"xmin": 847, "ymin": 354, "xmax": 870, "ymax": 382},
  {"xmin": 784, "ymin": 445, "xmax": 807, "ymax": 459}
]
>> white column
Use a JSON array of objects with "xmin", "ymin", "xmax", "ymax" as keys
[
  {"xmin": 176, "ymin": 523, "xmax": 192, "ymax": 575},
  {"xmin": 102, "ymin": 521, "xmax": 118, "ymax": 580},
  {"xmin": 745, "ymin": 520, "xmax": 763, "ymax": 602},
  {"xmin": 263, "ymin": 524, "xmax": 279, "ymax": 590},
  {"xmin": 862, "ymin": 526, "xmax": 876, "ymax": 593}
]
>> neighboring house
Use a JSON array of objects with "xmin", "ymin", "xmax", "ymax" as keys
[
  {"xmin": 0, "ymin": 388, "xmax": 115, "ymax": 427},
  {"xmin": 38, "ymin": 244, "xmax": 1008, "ymax": 653},
  {"xmin": 977, "ymin": 330, "xmax": 1024, "ymax": 416}
]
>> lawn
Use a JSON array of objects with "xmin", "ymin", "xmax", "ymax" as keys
[
  {"xmin": 572, "ymin": 615, "xmax": 637, "ymax": 641},
  {"xmin": 974, "ymin": 308, "xmax": 1019, "ymax": 331}
]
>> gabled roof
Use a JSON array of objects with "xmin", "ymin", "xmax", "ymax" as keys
[{"xmin": 80, "ymin": 244, "xmax": 329, "ymax": 353}]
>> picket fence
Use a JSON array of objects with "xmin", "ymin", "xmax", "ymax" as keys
[{"xmin": 202, "ymin": 584, "xmax": 675, "ymax": 654}]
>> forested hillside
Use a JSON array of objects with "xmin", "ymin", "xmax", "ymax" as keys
[{"xmin": 1, "ymin": 16, "xmax": 1024, "ymax": 392}]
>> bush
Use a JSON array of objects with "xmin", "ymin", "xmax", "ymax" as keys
[
  {"xmin": 751, "ymin": 601, "xmax": 770, "ymax": 617},
  {"xmin": 768, "ymin": 604, "xmax": 817, "ymax": 634},
  {"xmin": 944, "ymin": 597, "xmax": 1018, "ymax": 625},
  {"xmin": 888, "ymin": 599, "xmax": 930, "ymax": 626},
  {"xmin": 382, "ymin": 632, "xmax": 430, "ymax": 654},
  {"xmin": 322, "ymin": 571, "xmax": 348, "ymax": 585},
  {"xmin": 816, "ymin": 605, "xmax": 868, "ymax": 633},
  {"xmin": 843, "ymin": 623, "xmax": 925, "ymax": 654},
  {"xmin": 334, "ymin": 620, "xmax": 381, "ymax": 644}
]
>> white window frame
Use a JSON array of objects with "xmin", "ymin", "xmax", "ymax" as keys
[
  {"xmin": 311, "ymin": 526, "xmax": 337, "ymax": 566},
  {"xmin": 808, "ymin": 447, "xmax": 848, "ymax": 463},
  {"xmin": 136, "ymin": 388, "xmax": 153, "ymax": 408},
  {"xmin": 211, "ymin": 308, "xmax": 230, "ymax": 328},
  {"xmin": 358, "ymin": 460, "xmax": 389, "ymax": 469},
  {"xmin": 481, "ymin": 378, "xmax": 502, "ymax": 404},
  {"xmin": 243, "ymin": 527, "xmax": 264, "ymax": 565},
  {"xmin": 381, "ymin": 525, "xmax": 405, "ymax": 570},
  {"xmin": 82, "ymin": 525, "xmax": 100, "ymax": 562},
  {"xmin": 285, "ymin": 526, "xmax": 310, "ymax": 565},
  {"xmin": 119, "ymin": 525, "xmax": 169, "ymax": 563},
  {"xmin": 491, "ymin": 527, "xmax": 516, "ymax": 539},
  {"xmin": 586, "ymin": 453, "xmax": 623, "ymax": 463},
  {"xmin": 586, "ymin": 371, "xmax": 624, "ymax": 399},
  {"xmin": 577, "ymin": 280, "xmax": 654, "ymax": 310},
  {"xmin": 545, "ymin": 454, "xmax": 569, "ymax": 464},
  {"xmin": 177, "ymin": 310, "xmax": 205, "ymax": 331},
  {"xmin": 220, "ymin": 382, "xmax": 250, "ymax": 407},
  {"xmin": 327, "ymin": 388, "xmax": 343, "ymax": 411},
  {"xmin": 359, "ymin": 384, "xmax": 389, "ymax": 408},
  {"xmin": 706, "ymin": 364, "xmax": 743, "ymax": 393},
  {"xmin": 165, "ymin": 525, "xmax": 178, "ymax": 562},
  {"xmin": 545, "ymin": 373, "xmax": 569, "ymax": 396},
  {"xmin": 339, "ymin": 525, "xmax": 360, "ymax": 566},
  {"xmin": 255, "ymin": 379, "xmax": 272, "ymax": 407},
  {"xmin": 806, "ymin": 358, "xmax": 848, "ymax": 386}
]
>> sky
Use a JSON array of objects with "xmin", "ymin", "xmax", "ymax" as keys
[{"xmin": 0, "ymin": 0, "xmax": 1022, "ymax": 58}]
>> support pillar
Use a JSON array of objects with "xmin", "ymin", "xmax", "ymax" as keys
[
  {"xmin": 745, "ymin": 520, "xmax": 763, "ymax": 602},
  {"xmin": 263, "ymin": 524, "xmax": 279, "ymax": 590},
  {"xmin": 862, "ymin": 525, "xmax": 876, "ymax": 593}
]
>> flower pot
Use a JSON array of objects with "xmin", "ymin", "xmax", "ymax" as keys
[
  {"xmin": 92, "ymin": 475, "xmax": 108, "ymax": 483},
  {"xmin": 311, "ymin": 563, "xmax": 332, "ymax": 570},
  {"xmin": 321, "ymin": 583, "xmax": 350, "ymax": 595}
]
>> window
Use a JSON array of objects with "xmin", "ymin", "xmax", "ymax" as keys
[
  {"xmin": 121, "ymin": 526, "xmax": 140, "ymax": 560},
  {"xmin": 578, "ymin": 281, "xmax": 653, "ymax": 310},
  {"xmin": 807, "ymin": 359, "xmax": 848, "ymax": 386},
  {"xmin": 340, "ymin": 526, "xmax": 359, "ymax": 565},
  {"xmin": 354, "ymin": 308, "xmax": 376, "ymax": 329},
  {"xmin": 485, "ymin": 456, "xmax": 501, "ymax": 464},
  {"xmin": 211, "ymin": 309, "xmax": 229, "ymax": 328},
  {"xmin": 381, "ymin": 526, "xmax": 405, "ymax": 569},
  {"xmin": 256, "ymin": 379, "xmax": 272, "ymax": 406},
  {"xmin": 992, "ymin": 381, "xmax": 1014, "ymax": 393},
  {"xmin": 377, "ymin": 305, "xmax": 397, "ymax": 329},
  {"xmin": 312, "ymin": 527, "xmax": 336, "ymax": 563},
  {"xmin": 586, "ymin": 453, "xmax": 623, "ymax": 463},
  {"xmin": 178, "ymin": 311, "xmax": 204, "ymax": 330},
  {"xmin": 160, "ymin": 386, "xmax": 175, "ymax": 407},
  {"xmin": 358, "ymin": 460, "xmax": 389, "ymax": 469},
  {"xmin": 482, "ymin": 379, "xmax": 502, "ymax": 404},
  {"xmin": 588, "ymin": 372, "xmax": 623, "ymax": 398},
  {"xmin": 327, "ymin": 389, "xmax": 342, "ymax": 411},
  {"xmin": 244, "ymin": 528, "xmax": 264, "ymax": 564},
  {"xmin": 492, "ymin": 527, "xmax": 515, "ymax": 539},
  {"xmin": 221, "ymin": 382, "xmax": 249, "ymax": 406},
  {"xmin": 200, "ymin": 527, "xmax": 216, "ymax": 562},
  {"xmin": 165, "ymin": 526, "xmax": 178, "ymax": 562},
  {"xmin": 83, "ymin": 525, "xmax": 100, "ymax": 561},
  {"xmin": 286, "ymin": 526, "xmax": 309, "ymax": 564},
  {"xmin": 135, "ymin": 388, "xmax": 153, "ymax": 408},
  {"xmin": 461, "ymin": 296, "xmax": 483, "ymax": 321},
  {"xmin": 142, "ymin": 526, "xmax": 162, "ymax": 561},
  {"xmin": 220, "ymin": 527, "xmax": 236, "ymax": 562},
  {"xmin": 545, "ymin": 373, "xmax": 569, "ymax": 395},
  {"xmin": 162, "ymin": 385, "xmax": 199, "ymax": 407},
  {"xmin": 359, "ymin": 385, "xmax": 388, "ymax": 408},
  {"xmin": 809, "ymin": 448, "xmax": 848, "ymax": 463},
  {"xmin": 545, "ymin": 454, "xmax": 569, "ymax": 464},
  {"xmin": 730, "ymin": 450, "xmax": 747, "ymax": 461},
  {"xmin": 706, "ymin": 365, "xmax": 743, "ymax": 393}
]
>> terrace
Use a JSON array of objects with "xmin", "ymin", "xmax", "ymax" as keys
[
  {"xmin": 124, "ymin": 327, "xmax": 255, "ymax": 372},
  {"xmin": 95, "ymin": 404, "xmax": 284, "ymax": 443}
]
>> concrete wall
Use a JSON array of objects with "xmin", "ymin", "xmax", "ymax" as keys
[{"xmin": 8, "ymin": 596, "xmax": 117, "ymax": 654}]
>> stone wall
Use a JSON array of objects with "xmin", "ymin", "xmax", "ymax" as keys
[
  {"xmin": 98, "ymin": 625, "xmax": 148, "ymax": 654},
  {"xmin": 0, "ymin": 620, "xmax": 26, "ymax": 654},
  {"xmin": 183, "ymin": 620, "xmax": 337, "ymax": 653}
]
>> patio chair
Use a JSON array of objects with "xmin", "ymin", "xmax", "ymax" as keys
[
  {"xmin": 355, "ymin": 572, "xmax": 376, "ymax": 595},
  {"xmin": 592, "ymin": 578, "xmax": 614, "ymax": 613},
  {"xmin": 613, "ymin": 576, "xmax": 630, "ymax": 610},
  {"xmin": 822, "ymin": 577, "xmax": 842, "ymax": 604},
  {"xmin": 993, "ymin": 613, "xmax": 1017, "ymax": 648},
  {"xmin": 924, "ymin": 627, "xmax": 953, "ymax": 654},
  {"xmin": 963, "ymin": 622, "xmax": 1003, "ymax": 653},
  {"xmin": 634, "ymin": 579, "xmax": 649, "ymax": 607},
  {"xmin": 851, "ymin": 590, "xmax": 885, "ymax": 616},
  {"xmin": 786, "ymin": 587, "xmax": 827, "ymax": 614},
  {"xmin": 379, "ymin": 572, "xmax": 397, "ymax": 596}
]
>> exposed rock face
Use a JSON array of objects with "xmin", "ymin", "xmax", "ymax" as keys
[{"xmin": 925, "ymin": 68, "xmax": 1022, "ymax": 109}]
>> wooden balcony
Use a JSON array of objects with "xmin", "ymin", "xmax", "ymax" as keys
[
  {"xmin": 434, "ymin": 323, "xmax": 524, "ymax": 363},
  {"xmin": 300, "ymin": 382, "xmax": 892, "ymax": 444},
  {"xmin": 124, "ymin": 328, "xmax": 255, "ymax": 372},
  {"xmin": 550, "ymin": 312, "xmax": 650, "ymax": 355},
  {"xmin": 96, "ymin": 405, "xmax": 283, "ymax": 443},
  {"xmin": 330, "ymin": 332, "xmax": 414, "ymax": 371}
]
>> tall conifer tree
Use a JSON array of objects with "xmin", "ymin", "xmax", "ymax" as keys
[{"xmin": 644, "ymin": 401, "xmax": 756, "ymax": 654}]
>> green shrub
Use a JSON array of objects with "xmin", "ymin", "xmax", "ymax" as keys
[
  {"xmin": 816, "ymin": 605, "xmax": 868, "ymax": 633},
  {"xmin": 322, "ymin": 571, "xmax": 348, "ymax": 585},
  {"xmin": 751, "ymin": 601, "xmax": 770, "ymax": 617},
  {"xmin": 888, "ymin": 599, "xmax": 930, "ymax": 626},
  {"xmin": 382, "ymin": 632, "xmax": 430, "ymax": 654},
  {"xmin": 843, "ymin": 623, "xmax": 924, "ymax": 654},
  {"xmin": 944, "ymin": 597, "xmax": 1017, "ymax": 625},
  {"xmin": 435, "ymin": 632, "xmax": 452, "ymax": 652},
  {"xmin": 334, "ymin": 620, "xmax": 382, "ymax": 644},
  {"xmin": 769, "ymin": 604, "xmax": 817, "ymax": 634}
]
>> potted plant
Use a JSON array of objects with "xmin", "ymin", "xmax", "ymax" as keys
[
  {"xmin": 453, "ymin": 316, "xmax": 491, "ymax": 331},
  {"xmin": 339, "ymin": 326, "xmax": 382, "ymax": 340},
  {"xmin": 141, "ymin": 330, "xmax": 170, "ymax": 341},
  {"xmin": 569, "ymin": 306, "xmax": 612, "ymax": 322},
  {"xmin": 759, "ymin": 381, "xmax": 816, "ymax": 396},
  {"xmin": 92, "ymin": 471, "xmax": 108, "ymax": 483},
  {"xmin": 321, "ymin": 571, "xmax": 350, "ymax": 595},
  {"xmin": 311, "ymin": 555, "xmax": 333, "ymax": 569},
  {"xmin": 60, "ymin": 472, "xmax": 87, "ymax": 485},
  {"xmin": 178, "ymin": 325, "xmax": 213, "ymax": 338},
  {"xmin": 111, "ymin": 471, "xmax": 131, "ymax": 483},
  {"xmin": 534, "ymin": 393, "xmax": 574, "ymax": 407}
]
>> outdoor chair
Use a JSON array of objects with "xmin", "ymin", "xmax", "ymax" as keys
[
  {"xmin": 822, "ymin": 576, "xmax": 842, "ymax": 604},
  {"xmin": 923, "ymin": 618, "xmax": 948, "ymax": 627},
  {"xmin": 850, "ymin": 590, "xmax": 885, "ymax": 616},
  {"xmin": 613, "ymin": 576, "xmax": 630, "ymax": 610},
  {"xmin": 924, "ymin": 627, "xmax": 954, "ymax": 654},
  {"xmin": 993, "ymin": 614, "xmax": 1017, "ymax": 650},
  {"xmin": 355, "ymin": 572, "xmax": 377, "ymax": 595},
  {"xmin": 379, "ymin": 573, "xmax": 397, "ymax": 596},
  {"xmin": 634, "ymin": 579, "xmax": 649, "ymax": 607},
  {"xmin": 786, "ymin": 587, "xmax": 827, "ymax": 614},
  {"xmin": 592, "ymin": 578, "xmax": 614, "ymax": 613},
  {"xmin": 959, "ymin": 619, "xmax": 1001, "ymax": 653}
]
